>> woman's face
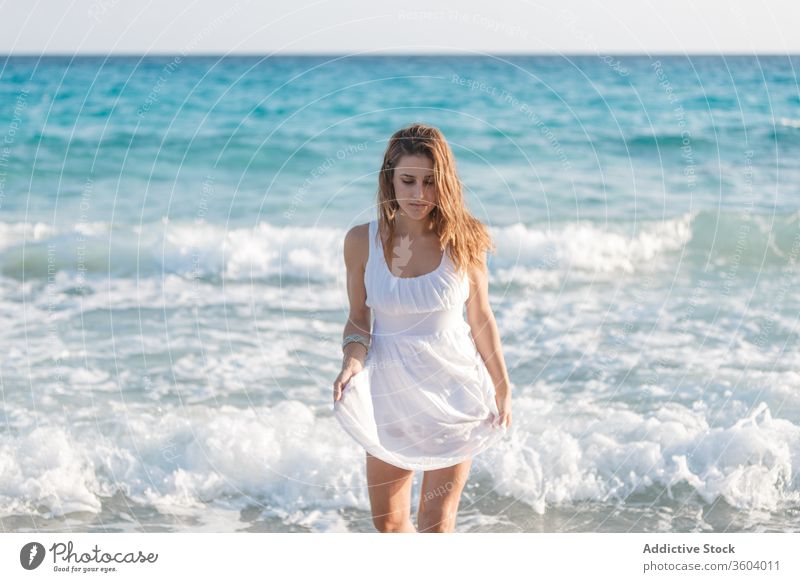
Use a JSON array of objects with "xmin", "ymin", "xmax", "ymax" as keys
[{"xmin": 392, "ymin": 154, "xmax": 437, "ymax": 220}]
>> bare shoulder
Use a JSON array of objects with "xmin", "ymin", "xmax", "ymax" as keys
[
  {"xmin": 466, "ymin": 251, "xmax": 489, "ymax": 283},
  {"xmin": 343, "ymin": 222, "xmax": 370, "ymax": 270}
]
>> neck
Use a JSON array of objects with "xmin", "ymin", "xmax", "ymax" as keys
[{"xmin": 393, "ymin": 213, "xmax": 435, "ymax": 237}]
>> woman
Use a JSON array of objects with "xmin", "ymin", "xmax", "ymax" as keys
[{"xmin": 332, "ymin": 123, "xmax": 513, "ymax": 533}]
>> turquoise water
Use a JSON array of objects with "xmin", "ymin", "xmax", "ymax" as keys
[{"xmin": 1, "ymin": 55, "xmax": 799, "ymax": 532}]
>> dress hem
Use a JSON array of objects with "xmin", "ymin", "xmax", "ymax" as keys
[{"xmin": 333, "ymin": 401, "xmax": 507, "ymax": 471}]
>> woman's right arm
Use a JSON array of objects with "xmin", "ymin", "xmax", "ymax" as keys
[{"xmin": 333, "ymin": 224, "xmax": 371, "ymax": 402}]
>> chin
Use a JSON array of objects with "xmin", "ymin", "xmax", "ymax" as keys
[{"xmin": 404, "ymin": 204, "xmax": 433, "ymax": 217}]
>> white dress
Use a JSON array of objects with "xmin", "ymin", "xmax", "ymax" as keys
[{"xmin": 333, "ymin": 218, "xmax": 507, "ymax": 471}]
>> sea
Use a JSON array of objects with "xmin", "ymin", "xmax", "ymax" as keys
[{"xmin": 1, "ymin": 54, "xmax": 799, "ymax": 532}]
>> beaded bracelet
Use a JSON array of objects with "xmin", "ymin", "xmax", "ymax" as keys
[{"xmin": 342, "ymin": 333, "xmax": 370, "ymax": 353}]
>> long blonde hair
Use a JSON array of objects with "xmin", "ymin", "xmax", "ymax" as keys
[{"xmin": 376, "ymin": 123, "xmax": 494, "ymax": 276}]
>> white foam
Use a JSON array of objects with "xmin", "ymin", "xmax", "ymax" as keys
[
  {"xmin": 482, "ymin": 394, "xmax": 800, "ymax": 514},
  {"xmin": 3, "ymin": 392, "xmax": 799, "ymax": 528},
  {"xmin": 0, "ymin": 426, "xmax": 102, "ymax": 516},
  {"xmin": 0, "ymin": 215, "xmax": 695, "ymax": 284},
  {"xmin": 0, "ymin": 221, "xmax": 57, "ymax": 250},
  {"xmin": 0, "ymin": 401, "xmax": 370, "ymax": 527},
  {"xmin": 490, "ymin": 214, "xmax": 692, "ymax": 277}
]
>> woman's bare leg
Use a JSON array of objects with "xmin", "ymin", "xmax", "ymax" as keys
[
  {"xmin": 366, "ymin": 452, "xmax": 416, "ymax": 532},
  {"xmin": 417, "ymin": 459, "xmax": 472, "ymax": 532}
]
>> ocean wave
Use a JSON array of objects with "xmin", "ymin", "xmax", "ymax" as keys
[
  {"xmin": 1, "ymin": 397, "xmax": 798, "ymax": 525},
  {"xmin": 485, "ymin": 397, "xmax": 800, "ymax": 514},
  {"xmin": 684, "ymin": 209, "xmax": 800, "ymax": 266},
  {"xmin": 0, "ymin": 402, "xmax": 369, "ymax": 531},
  {"xmin": 0, "ymin": 211, "xmax": 797, "ymax": 284}
]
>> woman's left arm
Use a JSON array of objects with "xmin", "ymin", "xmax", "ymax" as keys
[{"xmin": 465, "ymin": 256, "xmax": 513, "ymax": 428}]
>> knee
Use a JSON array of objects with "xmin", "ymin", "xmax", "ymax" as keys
[
  {"xmin": 417, "ymin": 506, "xmax": 456, "ymax": 533},
  {"xmin": 372, "ymin": 514, "xmax": 409, "ymax": 533}
]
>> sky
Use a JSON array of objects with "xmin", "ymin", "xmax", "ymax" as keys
[{"xmin": 1, "ymin": 0, "xmax": 798, "ymax": 55}]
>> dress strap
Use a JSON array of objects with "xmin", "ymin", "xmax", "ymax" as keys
[{"xmin": 369, "ymin": 219, "xmax": 381, "ymax": 262}]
